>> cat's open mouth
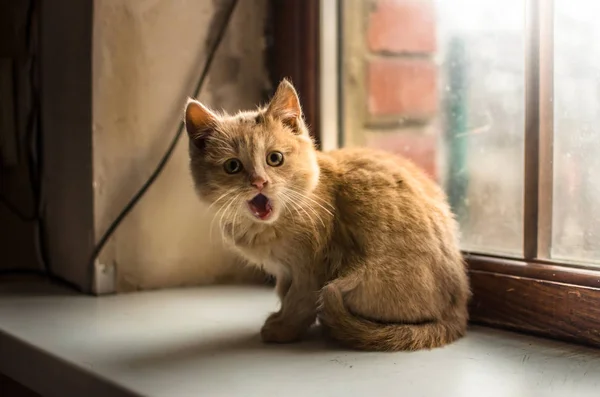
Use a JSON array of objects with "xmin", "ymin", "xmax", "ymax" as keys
[{"xmin": 248, "ymin": 193, "xmax": 273, "ymax": 220}]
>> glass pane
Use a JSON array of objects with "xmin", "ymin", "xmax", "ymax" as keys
[
  {"xmin": 552, "ymin": 1, "xmax": 600, "ymax": 265},
  {"xmin": 340, "ymin": 0, "xmax": 525, "ymax": 255}
]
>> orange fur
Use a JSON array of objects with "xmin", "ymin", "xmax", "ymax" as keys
[{"xmin": 184, "ymin": 80, "xmax": 470, "ymax": 351}]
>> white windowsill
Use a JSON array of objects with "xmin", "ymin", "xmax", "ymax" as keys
[{"xmin": 0, "ymin": 280, "xmax": 599, "ymax": 397}]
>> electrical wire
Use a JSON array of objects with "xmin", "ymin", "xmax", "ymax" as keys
[
  {"xmin": 1, "ymin": 0, "xmax": 239, "ymax": 293},
  {"xmin": 0, "ymin": 195, "xmax": 37, "ymax": 222},
  {"xmin": 0, "ymin": 1, "xmax": 40, "ymax": 224},
  {"xmin": 0, "ymin": 0, "xmax": 55, "ymax": 282},
  {"xmin": 86, "ymin": 0, "xmax": 239, "ymax": 292}
]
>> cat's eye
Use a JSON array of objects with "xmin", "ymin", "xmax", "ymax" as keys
[
  {"xmin": 223, "ymin": 158, "xmax": 243, "ymax": 174},
  {"xmin": 266, "ymin": 151, "xmax": 284, "ymax": 167}
]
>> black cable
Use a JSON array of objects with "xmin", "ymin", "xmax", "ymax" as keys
[
  {"xmin": 0, "ymin": 0, "xmax": 54, "ymax": 281},
  {"xmin": 0, "ymin": 1, "xmax": 40, "ymax": 224},
  {"xmin": 2, "ymin": 0, "xmax": 238, "ymax": 292},
  {"xmin": 87, "ymin": 0, "xmax": 239, "ymax": 292},
  {"xmin": 0, "ymin": 195, "xmax": 37, "ymax": 222},
  {"xmin": 0, "ymin": 268, "xmax": 44, "ymax": 276}
]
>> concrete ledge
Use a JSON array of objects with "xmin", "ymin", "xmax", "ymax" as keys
[{"xmin": 1, "ymin": 281, "xmax": 599, "ymax": 397}]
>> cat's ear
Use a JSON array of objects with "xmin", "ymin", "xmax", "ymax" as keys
[
  {"xmin": 185, "ymin": 98, "xmax": 217, "ymax": 150},
  {"xmin": 266, "ymin": 79, "xmax": 304, "ymax": 134}
]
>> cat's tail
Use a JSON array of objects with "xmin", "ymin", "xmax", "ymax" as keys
[{"xmin": 318, "ymin": 281, "xmax": 467, "ymax": 352}]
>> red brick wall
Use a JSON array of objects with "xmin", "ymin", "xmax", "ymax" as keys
[
  {"xmin": 368, "ymin": 58, "xmax": 437, "ymax": 118},
  {"xmin": 362, "ymin": 0, "xmax": 438, "ymax": 179}
]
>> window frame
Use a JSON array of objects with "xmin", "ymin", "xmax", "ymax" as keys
[
  {"xmin": 271, "ymin": 0, "xmax": 600, "ymax": 347},
  {"xmin": 269, "ymin": 0, "xmax": 322, "ymax": 144}
]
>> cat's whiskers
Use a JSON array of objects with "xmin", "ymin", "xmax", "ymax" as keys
[
  {"xmin": 219, "ymin": 193, "xmax": 243, "ymax": 242},
  {"xmin": 230, "ymin": 200, "xmax": 242, "ymax": 244},
  {"xmin": 277, "ymin": 192, "xmax": 302, "ymax": 227},
  {"xmin": 299, "ymin": 200, "xmax": 326, "ymax": 229},
  {"xmin": 210, "ymin": 200, "xmax": 228, "ymax": 245},
  {"xmin": 281, "ymin": 189, "xmax": 323, "ymax": 230},
  {"xmin": 209, "ymin": 206, "xmax": 223, "ymax": 245},
  {"xmin": 285, "ymin": 186, "xmax": 335, "ymax": 216},
  {"xmin": 284, "ymin": 189, "xmax": 328, "ymax": 228},
  {"xmin": 207, "ymin": 188, "xmax": 237, "ymax": 213},
  {"xmin": 285, "ymin": 185, "xmax": 335, "ymax": 210},
  {"xmin": 209, "ymin": 191, "xmax": 238, "ymax": 245},
  {"xmin": 277, "ymin": 196, "xmax": 293, "ymax": 223}
]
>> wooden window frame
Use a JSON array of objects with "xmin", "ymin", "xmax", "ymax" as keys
[
  {"xmin": 269, "ymin": 0, "xmax": 322, "ymax": 145},
  {"xmin": 270, "ymin": 0, "xmax": 600, "ymax": 348}
]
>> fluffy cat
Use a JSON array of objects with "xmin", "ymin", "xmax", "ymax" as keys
[{"xmin": 184, "ymin": 79, "xmax": 470, "ymax": 351}]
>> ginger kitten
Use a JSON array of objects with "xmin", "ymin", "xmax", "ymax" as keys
[{"xmin": 184, "ymin": 80, "xmax": 470, "ymax": 351}]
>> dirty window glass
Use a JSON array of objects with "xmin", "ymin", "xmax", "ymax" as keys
[{"xmin": 340, "ymin": 0, "xmax": 525, "ymax": 255}]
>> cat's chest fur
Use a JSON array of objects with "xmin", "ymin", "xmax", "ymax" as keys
[{"xmin": 227, "ymin": 223, "xmax": 296, "ymax": 277}]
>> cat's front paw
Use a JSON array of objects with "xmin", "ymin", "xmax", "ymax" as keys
[{"xmin": 260, "ymin": 317, "xmax": 303, "ymax": 344}]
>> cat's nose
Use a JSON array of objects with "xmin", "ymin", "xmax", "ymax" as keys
[{"xmin": 250, "ymin": 176, "xmax": 268, "ymax": 191}]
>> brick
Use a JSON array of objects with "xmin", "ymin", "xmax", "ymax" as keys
[
  {"xmin": 365, "ymin": 129, "xmax": 438, "ymax": 179},
  {"xmin": 367, "ymin": 0, "xmax": 436, "ymax": 54},
  {"xmin": 367, "ymin": 58, "xmax": 437, "ymax": 118}
]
